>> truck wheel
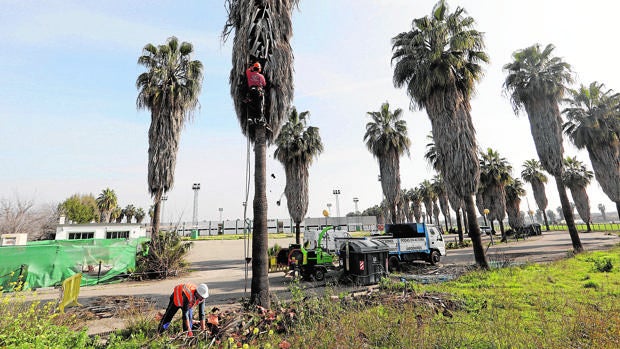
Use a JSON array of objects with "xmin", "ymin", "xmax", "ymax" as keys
[
  {"xmin": 314, "ymin": 268, "xmax": 326, "ymax": 281},
  {"xmin": 388, "ymin": 256, "xmax": 400, "ymax": 272},
  {"xmin": 429, "ymin": 250, "xmax": 440, "ymax": 266}
]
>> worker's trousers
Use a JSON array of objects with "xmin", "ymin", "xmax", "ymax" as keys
[{"xmin": 157, "ymin": 295, "xmax": 190, "ymax": 333}]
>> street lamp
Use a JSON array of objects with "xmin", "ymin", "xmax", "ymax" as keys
[
  {"xmin": 218, "ymin": 207, "xmax": 224, "ymax": 235},
  {"xmin": 483, "ymin": 208, "xmax": 493, "ymax": 245},
  {"xmin": 333, "ymin": 189, "xmax": 341, "ymax": 217},
  {"xmin": 192, "ymin": 183, "xmax": 200, "ymax": 228}
]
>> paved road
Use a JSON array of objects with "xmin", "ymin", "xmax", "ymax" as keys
[
  {"xmin": 28, "ymin": 230, "xmax": 619, "ymax": 333},
  {"xmin": 34, "ymin": 231, "xmax": 619, "ymax": 305}
]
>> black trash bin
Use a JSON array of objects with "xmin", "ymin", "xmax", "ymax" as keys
[{"xmin": 339, "ymin": 239, "xmax": 389, "ymax": 285}]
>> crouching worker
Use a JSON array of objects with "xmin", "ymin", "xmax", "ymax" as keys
[{"xmin": 157, "ymin": 282, "xmax": 209, "ymax": 337}]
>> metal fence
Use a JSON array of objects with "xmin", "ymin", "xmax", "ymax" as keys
[{"xmin": 159, "ymin": 215, "xmax": 378, "ymax": 237}]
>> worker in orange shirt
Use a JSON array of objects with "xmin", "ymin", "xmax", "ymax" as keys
[{"xmin": 157, "ymin": 282, "xmax": 209, "ymax": 337}]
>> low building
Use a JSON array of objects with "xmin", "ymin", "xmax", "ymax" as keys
[{"xmin": 54, "ymin": 223, "xmax": 148, "ymax": 240}]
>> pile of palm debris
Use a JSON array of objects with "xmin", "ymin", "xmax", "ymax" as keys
[{"xmin": 71, "ymin": 295, "xmax": 157, "ymax": 320}]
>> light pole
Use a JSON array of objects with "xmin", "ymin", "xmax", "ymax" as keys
[
  {"xmin": 333, "ymin": 189, "xmax": 341, "ymax": 228},
  {"xmin": 218, "ymin": 207, "xmax": 223, "ymax": 234},
  {"xmin": 353, "ymin": 197, "xmax": 360, "ymax": 231},
  {"xmin": 484, "ymin": 208, "xmax": 493, "ymax": 245},
  {"xmin": 525, "ymin": 197, "xmax": 535, "ymax": 224},
  {"xmin": 192, "ymin": 183, "xmax": 200, "ymax": 228},
  {"xmin": 161, "ymin": 195, "xmax": 168, "ymax": 227}
]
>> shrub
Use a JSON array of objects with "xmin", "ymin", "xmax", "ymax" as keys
[
  {"xmin": 592, "ymin": 257, "xmax": 613, "ymax": 273},
  {"xmin": 136, "ymin": 230, "xmax": 193, "ymax": 279},
  {"xmin": 268, "ymin": 243, "xmax": 281, "ymax": 256}
]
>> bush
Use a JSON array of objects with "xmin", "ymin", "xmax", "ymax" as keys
[
  {"xmin": 592, "ymin": 257, "xmax": 613, "ymax": 273},
  {"xmin": 136, "ymin": 230, "xmax": 193, "ymax": 279}
]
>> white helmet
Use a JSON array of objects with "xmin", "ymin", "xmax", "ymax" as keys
[{"xmin": 196, "ymin": 283, "xmax": 209, "ymax": 298}]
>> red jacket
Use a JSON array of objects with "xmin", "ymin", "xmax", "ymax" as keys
[{"xmin": 246, "ymin": 67, "xmax": 266, "ymax": 88}]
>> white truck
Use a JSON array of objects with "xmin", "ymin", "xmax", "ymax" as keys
[{"xmin": 371, "ymin": 223, "xmax": 446, "ymax": 271}]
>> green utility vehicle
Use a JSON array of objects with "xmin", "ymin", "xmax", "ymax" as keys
[{"xmin": 287, "ymin": 226, "xmax": 339, "ymax": 281}]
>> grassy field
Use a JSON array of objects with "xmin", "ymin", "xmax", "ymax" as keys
[
  {"xmin": 548, "ymin": 223, "xmax": 620, "ymax": 232},
  {"xmin": 2, "ymin": 246, "xmax": 618, "ymax": 348},
  {"xmin": 276, "ymin": 246, "xmax": 620, "ymax": 348}
]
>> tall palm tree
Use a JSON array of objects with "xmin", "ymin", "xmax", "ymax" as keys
[
  {"xmin": 403, "ymin": 188, "xmax": 415, "ymax": 222},
  {"xmin": 598, "ymin": 203, "xmax": 607, "ymax": 222},
  {"xmin": 274, "ymin": 107, "xmax": 323, "ymax": 244},
  {"xmin": 96, "ymin": 188, "xmax": 118, "ymax": 223},
  {"xmin": 223, "ymin": 0, "xmax": 297, "ymax": 307},
  {"xmin": 447, "ymin": 188, "xmax": 465, "ymax": 242},
  {"xmin": 479, "ymin": 148, "xmax": 512, "ymax": 242},
  {"xmin": 364, "ymin": 102, "xmax": 411, "ymax": 224},
  {"xmin": 418, "ymin": 180, "xmax": 435, "ymax": 224},
  {"xmin": 135, "ymin": 208, "xmax": 146, "ymax": 224},
  {"xmin": 521, "ymin": 159, "xmax": 550, "ymax": 230},
  {"xmin": 400, "ymin": 188, "xmax": 412, "ymax": 223},
  {"xmin": 115, "ymin": 208, "xmax": 125, "ymax": 224},
  {"xmin": 124, "ymin": 204, "xmax": 136, "ymax": 224},
  {"xmin": 136, "ymin": 36, "xmax": 203, "ymax": 237},
  {"xmin": 505, "ymin": 178, "xmax": 526, "ymax": 230},
  {"xmin": 562, "ymin": 156, "xmax": 594, "ymax": 231},
  {"xmin": 563, "ymin": 82, "xmax": 620, "ymax": 221},
  {"xmin": 425, "ymin": 135, "xmax": 457, "ymax": 232},
  {"xmin": 431, "ymin": 175, "xmax": 451, "ymax": 232},
  {"xmin": 111, "ymin": 207, "xmax": 122, "ymax": 223},
  {"xmin": 503, "ymin": 43, "xmax": 583, "ymax": 252},
  {"xmin": 392, "ymin": 0, "xmax": 489, "ymax": 268},
  {"xmin": 410, "ymin": 188, "xmax": 423, "ymax": 223}
]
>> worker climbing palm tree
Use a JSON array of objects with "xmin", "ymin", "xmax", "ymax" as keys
[{"xmin": 245, "ymin": 61, "xmax": 267, "ymax": 124}]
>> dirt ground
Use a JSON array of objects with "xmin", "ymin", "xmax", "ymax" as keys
[{"xmin": 35, "ymin": 230, "xmax": 620, "ymax": 335}]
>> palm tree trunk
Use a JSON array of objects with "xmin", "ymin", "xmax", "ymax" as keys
[
  {"xmin": 444, "ymin": 214, "xmax": 449, "ymax": 232},
  {"xmin": 391, "ymin": 203, "xmax": 398, "ymax": 224},
  {"xmin": 150, "ymin": 193, "xmax": 162, "ymax": 250},
  {"xmin": 555, "ymin": 177, "xmax": 583, "ymax": 252},
  {"xmin": 152, "ymin": 192, "xmax": 162, "ymax": 237},
  {"xmin": 616, "ymin": 202, "xmax": 620, "ymax": 222},
  {"xmin": 499, "ymin": 220, "xmax": 506, "ymax": 242},
  {"xmin": 461, "ymin": 208, "xmax": 469, "ymax": 236},
  {"xmin": 464, "ymin": 195, "xmax": 488, "ymax": 268},
  {"xmin": 295, "ymin": 222, "xmax": 301, "ymax": 245},
  {"xmin": 542, "ymin": 210, "xmax": 550, "ymax": 231},
  {"xmin": 251, "ymin": 126, "xmax": 270, "ymax": 307},
  {"xmin": 455, "ymin": 209, "xmax": 464, "ymax": 243}
]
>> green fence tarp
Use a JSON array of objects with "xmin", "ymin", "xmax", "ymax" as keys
[{"xmin": 0, "ymin": 238, "xmax": 148, "ymax": 291}]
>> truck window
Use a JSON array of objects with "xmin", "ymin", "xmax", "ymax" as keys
[{"xmin": 430, "ymin": 227, "xmax": 443, "ymax": 241}]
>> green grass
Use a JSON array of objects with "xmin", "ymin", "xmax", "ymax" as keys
[
  {"xmin": 278, "ymin": 246, "xmax": 620, "ymax": 348},
  {"xmin": 546, "ymin": 223, "xmax": 620, "ymax": 232}
]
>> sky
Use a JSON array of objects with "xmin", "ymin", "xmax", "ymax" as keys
[{"xmin": 1, "ymin": 0, "xmax": 619, "ymax": 223}]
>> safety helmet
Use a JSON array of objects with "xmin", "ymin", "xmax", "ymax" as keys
[
  {"xmin": 196, "ymin": 283, "xmax": 209, "ymax": 298},
  {"xmin": 253, "ymin": 62, "xmax": 261, "ymax": 71}
]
